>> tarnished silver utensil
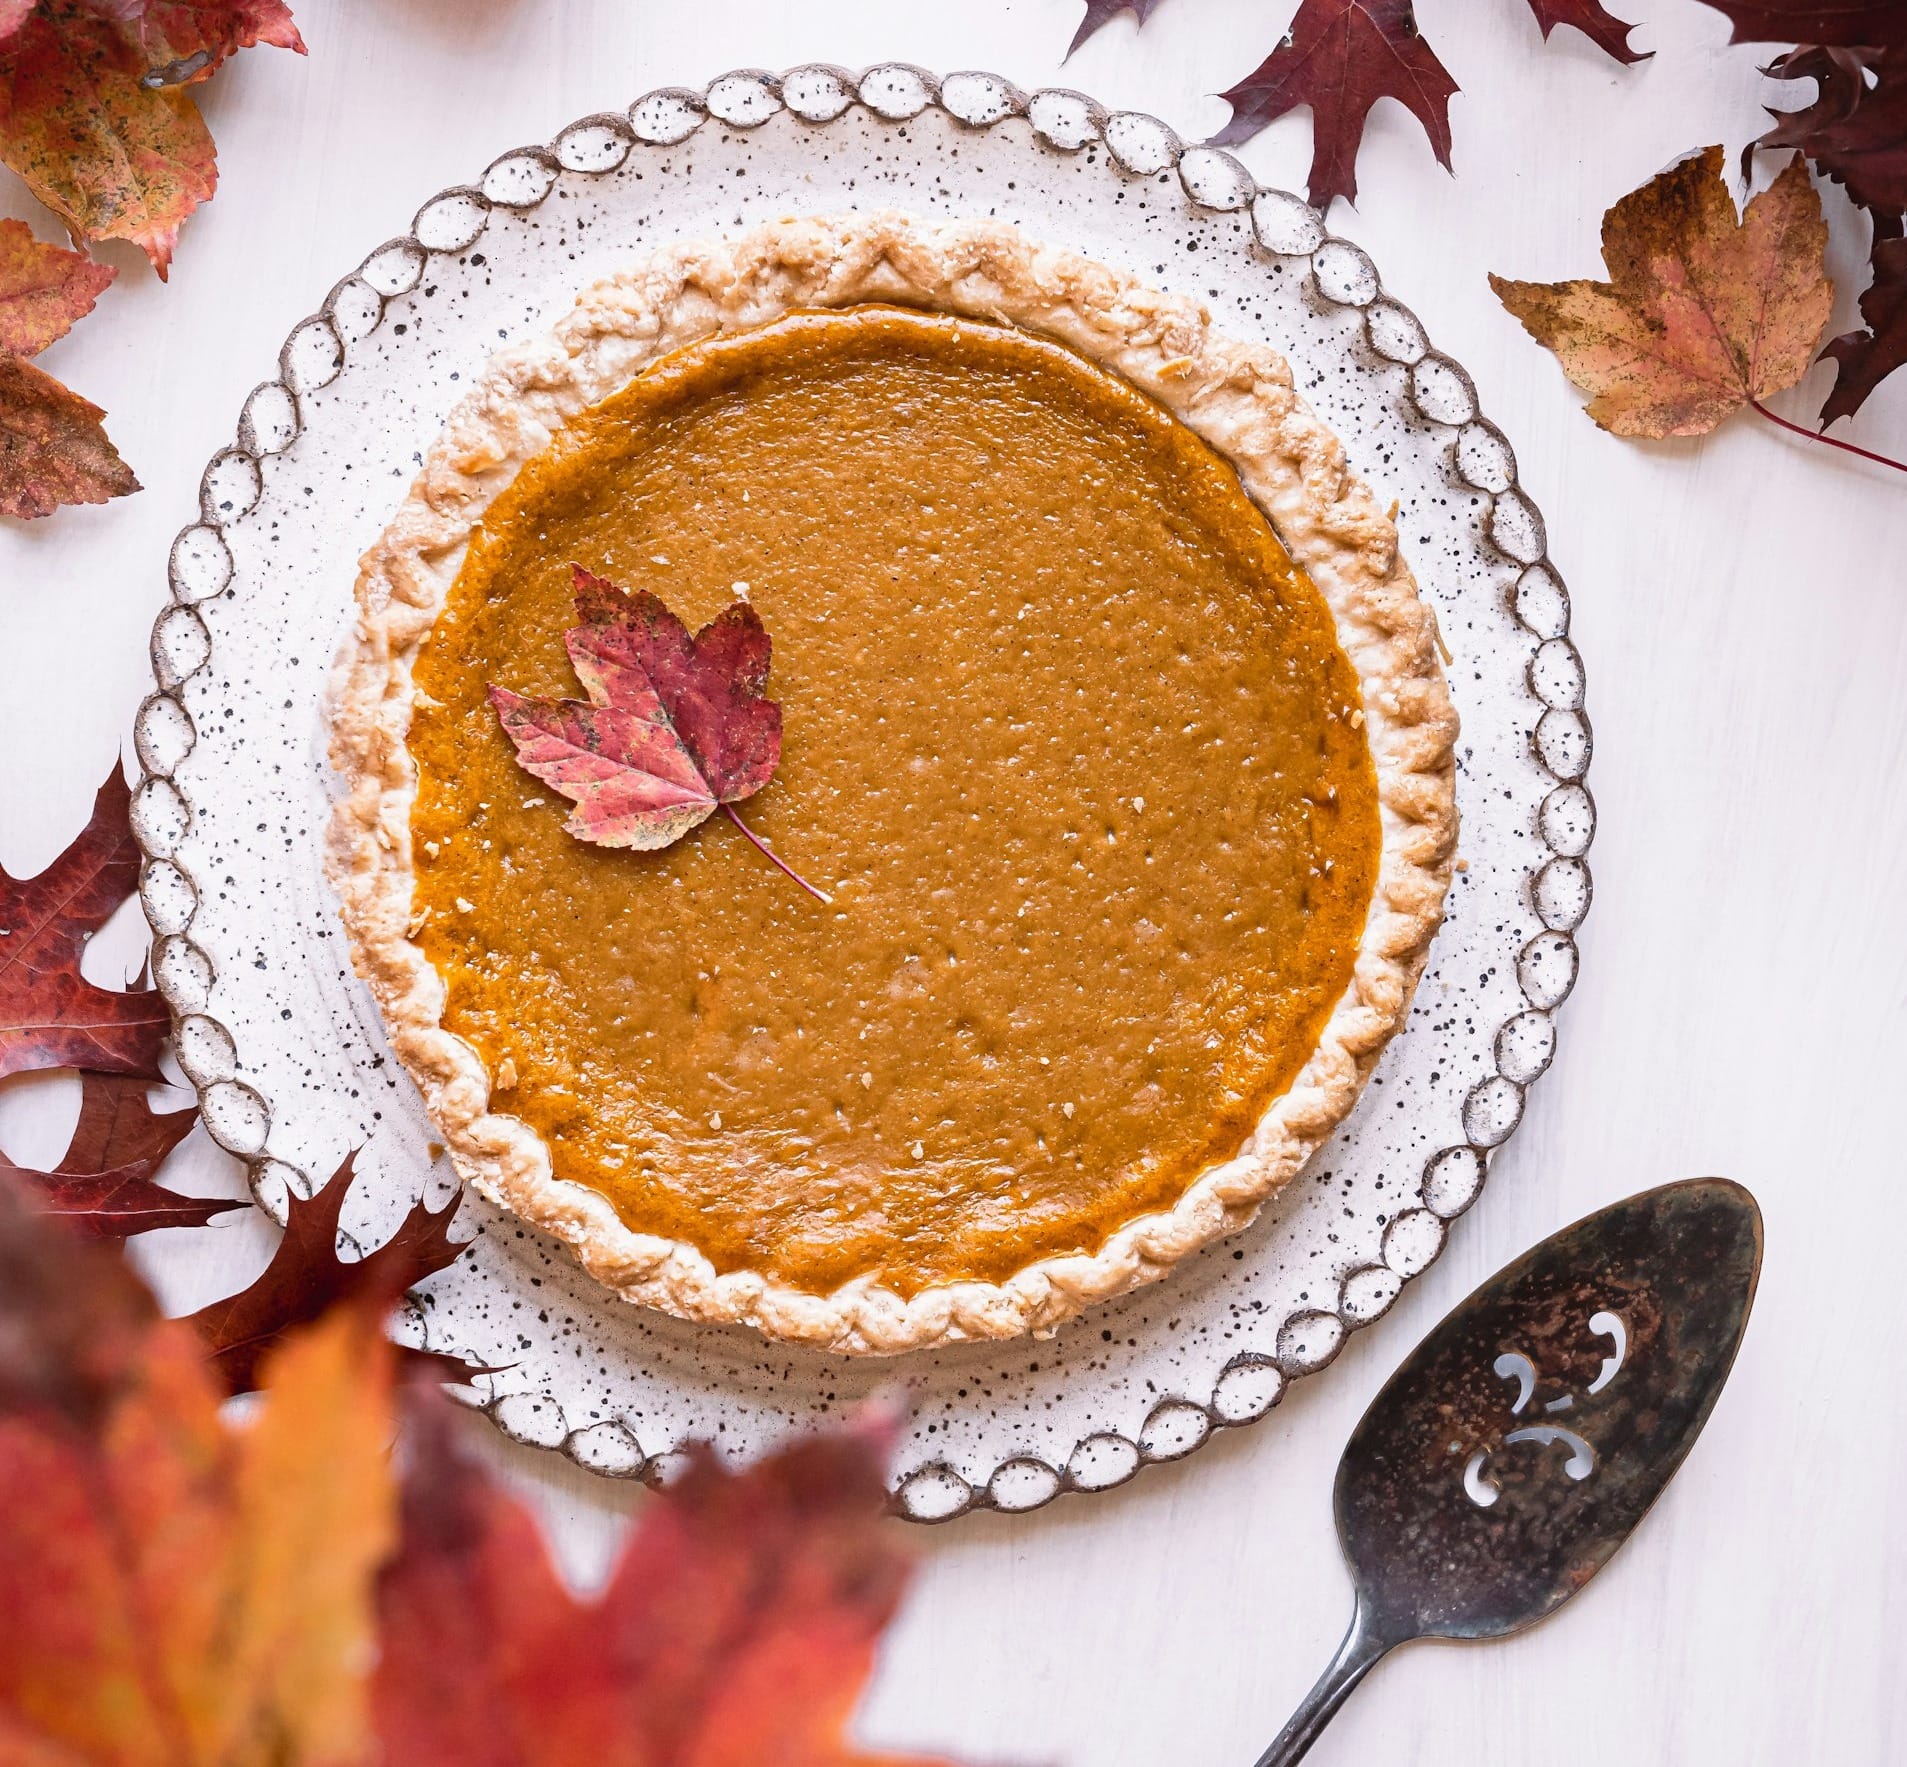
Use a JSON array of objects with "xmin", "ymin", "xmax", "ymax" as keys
[{"xmin": 1255, "ymin": 1178, "xmax": 1762, "ymax": 1767}]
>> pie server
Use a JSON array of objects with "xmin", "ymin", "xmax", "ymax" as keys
[{"xmin": 1253, "ymin": 1177, "xmax": 1762, "ymax": 1767}]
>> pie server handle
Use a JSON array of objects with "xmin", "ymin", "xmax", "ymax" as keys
[{"xmin": 1251, "ymin": 1599, "xmax": 1393, "ymax": 1767}]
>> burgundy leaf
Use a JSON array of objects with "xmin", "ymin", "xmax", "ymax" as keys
[
  {"xmin": 186, "ymin": 1152, "xmax": 469, "ymax": 1395},
  {"xmin": 1524, "ymin": 0, "xmax": 1649, "ymax": 63},
  {"xmin": 1, "ymin": 1070, "xmax": 240, "ymax": 1237},
  {"xmin": 1822, "ymin": 229, "xmax": 1907, "ymax": 421},
  {"xmin": 490, "ymin": 565, "xmax": 782, "ymax": 852},
  {"xmin": 1758, "ymin": 44, "xmax": 1907, "ymax": 217},
  {"xmin": 1067, "ymin": 0, "xmax": 1170, "ymax": 55},
  {"xmin": 1694, "ymin": 0, "xmax": 1907, "ymax": 46},
  {"xmin": 1213, "ymin": 0, "xmax": 1459, "ymax": 211},
  {"xmin": 0, "ymin": 766, "xmax": 167, "ymax": 1080}
]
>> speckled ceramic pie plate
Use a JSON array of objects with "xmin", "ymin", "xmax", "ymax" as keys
[{"xmin": 133, "ymin": 65, "xmax": 1593, "ymax": 1521}]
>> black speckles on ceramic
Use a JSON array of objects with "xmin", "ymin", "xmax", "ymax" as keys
[{"xmin": 133, "ymin": 66, "xmax": 1593, "ymax": 1523}]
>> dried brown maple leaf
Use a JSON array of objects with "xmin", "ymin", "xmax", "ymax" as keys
[
  {"xmin": 1822, "ymin": 228, "xmax": 1907, "ymax": 421},
  {"xmin": 1490, "ymin": 147, "xmax": 1834, "ymax": 436},
  {"xmin": 492, "ymin": 565, "xmax": 829, "ymax": 901},
  {"xmin": 187, "ymin": 1150, "xmax": 471, "ymax": 1395},
  {"xmin": 0, "ymin": 351, "xmax": 139, "ymax": 516},
  {"xmin": 374, "ymin": 1390, "xmax": 961, "ymax": 1767},
  {"xmin": 1212, "ymin": 0, "xmax": 1459, "ymax": 211},
  {"xmin": 0, "ymin": 0, "xmax": 301, "ymax": 277},
  {"xmin": 0, "ymin": 764, "xmax": 167, "ymax": 1080},
  {"xmin": 0, "ymin": 1182, "xmax": 397, "ymax": 1764},
  {"xmin": 0, "ymin": 213, "xmax": 114, "ymax": 355},
  {"xmin": 1, "ymin": 1068, "xmax": 242, "ymax": 1235}
]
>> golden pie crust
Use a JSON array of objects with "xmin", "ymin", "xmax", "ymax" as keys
[{"xmin": 326, "ymin": 212, "xmax": 1459, "ymax": 1354}]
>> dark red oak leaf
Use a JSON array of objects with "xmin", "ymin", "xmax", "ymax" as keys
[
  {"xmin": 1694, "ymin": 0, "xmax": 1907, "ymax": 46},
  {"xmin": 186, "ymin": 1152, "xmax": 469, "ymax": 1395},
  {"xmin": 1526, "ymin": 0, "xmax": 1650, "ymax": 63},
  {"xmin": 1, "ymin": 1070, "xmax": 240, "ymax": 1236},
  {"xmin": 0, "ymin": 766, "xmax": 167, "ymax": 1081},
  {"xmin": 1213, "ymin": 0, "xmax": 1459, "ymax": 211},
  {"xmin": 491, "ymin": 566, "xmax": 781, "ymax": 852},
  {"xmin": 373, "ymin": 1393, "xmax": 954, "ymax": 1767},
  {"xmin": 1758, "ymin": 44, "xmax": 1907, "ymax": 217},
  {"xmin": 1822, "ymin": 228, "xmax": 1907, "ymax": 420},
  {"xmin": 1067, "ymin": 0, "xmax": 1170, "ymax": 54}
]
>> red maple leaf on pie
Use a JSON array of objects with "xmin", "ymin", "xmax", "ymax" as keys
[
  {"xmin": 1, "ymin": 1069, "xmax": 242, "ymax": 1235},
  {"xmin": 0, "ymin": 765, "xmax": 168, "ymax": 1081},
  {"xmin": 491, "ymin": 569, "xmax": 831, "ymax": 899},
  {"xmin": 492, "ymin": 566, "xmax": 783, "ymax": 848}
]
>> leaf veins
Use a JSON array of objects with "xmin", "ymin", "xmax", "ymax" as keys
[{"xmin": 1490, "ymin": 147, "xmax": 1835, "ymax": 437}]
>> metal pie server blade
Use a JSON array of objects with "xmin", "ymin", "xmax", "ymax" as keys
[{"xmin": 1254, "ymin": 1177, "xmax": 1762, "ymax": 1767}]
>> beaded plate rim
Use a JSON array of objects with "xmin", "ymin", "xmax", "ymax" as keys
[{"xmin": 131, "ymin": 63, "xmax": 1594, "ymax": 1523}]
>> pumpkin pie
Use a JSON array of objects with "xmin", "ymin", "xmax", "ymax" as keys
[{"xmin": 326, "ymin": 213, "xmax": 1458, "ymax": 1354}]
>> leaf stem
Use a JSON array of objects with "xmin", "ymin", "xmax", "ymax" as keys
[
  {"xmin": 721, "ymin": 803, "xmax": 833, "ymax": 905},
  {"xmin": 1749, "ymin": 399, "xmax": 1907, "ymax": 475}
]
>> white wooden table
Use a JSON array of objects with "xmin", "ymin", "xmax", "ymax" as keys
[{"xmin": 3, "ymin": 4, "xmax": 1902, "ymax": 1763}]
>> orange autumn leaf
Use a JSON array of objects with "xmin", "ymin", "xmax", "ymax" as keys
[
  {"xmin": 0, "ymin": 2, "xmax": 302, "ymax": 278},
  {"xmin": 0, "ymin": 1184, "xmax": 396, "ymax": 1766},
  {"xmin": 1490, "ymin": 146, "xmax": 1835, "ymax": 437},
  {"xmin": 0, "ymin": 1183, "xmax": 989, "ymax": 1766},
  {"xmin": 0, "ymin": 353, "xmax": 138, "ymax": 516},
  {"xmin": 372, "ymin": 1392, "xmax": 963, "ymax": 1767},
  {"xmin": 105, "ymin": 1, "xmax": 304, "ymax": 84},
  {"xmin": 0, "ymin": 214, "xmax": 113, "ymax": 355},
  {"xmin": 0, "ymin": 3, "xmax": 216, "ymax": 275}
]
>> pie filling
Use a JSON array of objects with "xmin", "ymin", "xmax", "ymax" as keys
[{"xmin": 408, "ymin": 304, "xmax": 1381, "ymax": 1297}]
